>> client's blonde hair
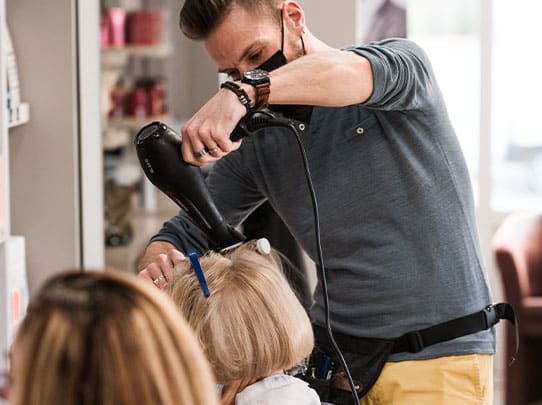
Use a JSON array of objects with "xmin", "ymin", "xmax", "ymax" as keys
[
  {"xmin": 167, "ymin": 241, "xmax": 314, "ymax": 384},
  {"xmin": 10, "ymin": 270, "xmax": 218, "ymax": 405}
]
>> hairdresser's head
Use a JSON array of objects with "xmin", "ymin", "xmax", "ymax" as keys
[
  {"xmin": 166, "ymin": 241, "xmax": 314, "ymax": 384},
  {"xmin": 8, "ymin": 270, "xmax": 218, "ymax": 405},
  {"xmin": 180, "ymin": 0, "xmax": 308, "ymax": 80}
]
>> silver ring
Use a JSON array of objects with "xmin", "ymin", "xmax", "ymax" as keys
[
  {"xmin": 153, "ymin": 274, "xmax": 165, "ymax": 286},
  {"xmin": 193, "ymin": 148, "xmax": 208, "ymax": 158}
]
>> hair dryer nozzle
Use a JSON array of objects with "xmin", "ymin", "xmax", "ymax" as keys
[{"xmin": 135, "ymin": 122, "xmax": 246, "ymax": 251}]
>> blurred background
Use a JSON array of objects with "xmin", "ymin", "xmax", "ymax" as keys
[{"xmin": 1, "ymin": 1, "xmax": 541, "ymax": 404}]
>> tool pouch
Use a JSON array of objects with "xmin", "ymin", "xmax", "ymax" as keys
[
  {"xmin": 301, "ymin": 303, "xmax": 518, "ymax": 404},
  {"xmin": 300, "ymin": 325, "xmax": 394, "ymax": 404}
]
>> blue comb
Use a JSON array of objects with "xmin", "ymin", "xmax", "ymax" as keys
[{"xmin": 187, "ymin": 248, "xmax": 210, "ymax": 298}]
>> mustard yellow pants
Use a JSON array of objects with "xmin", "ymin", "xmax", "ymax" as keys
[{"xmin": 360, "ymin": 354, "xmax": 493, "ymax": 405}]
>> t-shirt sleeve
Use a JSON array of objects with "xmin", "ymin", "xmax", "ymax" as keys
[
  {"xmin": 346, "ymin": 38, "xmax": 438, "ymax": 111},
  {"xmin": 150, "ymin": 211, "xmax": 209, "ymax": 255}
]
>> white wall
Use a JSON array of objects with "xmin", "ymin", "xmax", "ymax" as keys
[
  {"xmin": 7, "ymin": 0, "xmax": 103, "ymax": 292},
  {"xmin": 301, "ymin": 0, "xmax": 357, "ymax": 48}
]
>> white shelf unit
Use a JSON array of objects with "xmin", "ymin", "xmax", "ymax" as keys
[
  {"xmin": 7, "ymin": 101, "xmax": 29, "ymax": 128},
  {"xmin": 0, "ymin": 3, "xmax": 9, "ymax": 395},
  {"xmin": 0, "ymin": 0, "xmax": 30, "ymax": 392},
  {"xmin": 0, "ymin": 1, "xmax": 103, "ymax": 395}
]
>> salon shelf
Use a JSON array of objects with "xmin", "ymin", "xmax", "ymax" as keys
[
  {"xmin": 7, "ymin": 102, "xmax": 30, "ymax": 129},
  {"xmin": 101, "ymin": 44, "xmax": 173, "ymax": 67}
]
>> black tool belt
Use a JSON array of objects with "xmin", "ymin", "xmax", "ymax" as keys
[
  {"xmin": 301, "ymin": 302, "xmax": 518, "ymax": 404},
  {"xmin": 392, "ymin": 302, "xmax": 518, "ymax": 354}
]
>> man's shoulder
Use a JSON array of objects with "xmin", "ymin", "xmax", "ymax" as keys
[{"xmin": 347, "ymin": 37, "xmax": 428, "ymax": 60}]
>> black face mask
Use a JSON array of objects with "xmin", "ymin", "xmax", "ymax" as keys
[
  {"xmin": 259, "ymin": 10, "xmax": 313, "ymax": 123},
  {"xmin": 256, "ymin": 10, "xmax": 288, "ymax": 72},
  {"xmin": 257, "ymin": 49, "xmax": 287, "ymax": 72}
]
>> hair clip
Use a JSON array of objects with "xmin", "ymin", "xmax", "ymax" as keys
[
  {"xmin": 187, "ymin": 248, "xmax": 210, "ymax": 298},
  {"xmin": 256, "ymin": 238, "xmax": 271, "ymax": 255}
]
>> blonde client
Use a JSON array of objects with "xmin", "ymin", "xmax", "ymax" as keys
[
  {"xmin": 166, "ymin": 240, "xmax": 320, "ymax": 405},
  {"xmin": 3, "ymin": 270, "xmax": 218, "ymax": 405}
]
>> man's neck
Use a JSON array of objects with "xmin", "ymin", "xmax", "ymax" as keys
[{"xmin": 302, "ymin": 32, "xmax": 335, "ymax": 55}]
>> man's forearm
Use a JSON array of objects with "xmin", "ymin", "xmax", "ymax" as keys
[
  {"xmin": 137, "ymin": 241, "xmax": 177, "ymax": 272},
  {"xmin": 269, "ymin": 50, "xmax": 374, "ymax": 107}
]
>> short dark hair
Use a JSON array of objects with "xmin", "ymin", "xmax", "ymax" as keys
[{"xmin": 180, "ymin": 0, "xmax": 281, "ymax": 40}]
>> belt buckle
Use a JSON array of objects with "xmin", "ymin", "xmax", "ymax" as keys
[
  {"xmin": 405, "ymin": 331, "xmax": 425, "ymax": 353},
  {"xmin": 483, "ymin": 304, "xmax": 498, "ymax": 329}
]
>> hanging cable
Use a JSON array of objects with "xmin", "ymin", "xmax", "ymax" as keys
[{"xmin": 285, "ymin": 122, "xmax": 360, "ymax": 405}]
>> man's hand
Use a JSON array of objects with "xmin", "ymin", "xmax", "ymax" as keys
[
  {"xmin": 181, "ymin": 85, "xmax": 251, "ymax": 166},
  {"xmin": 137, "ymin": 241, "xmax": 186, "ymax": 289}
]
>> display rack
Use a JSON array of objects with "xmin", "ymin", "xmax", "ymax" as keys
[
  {"xmin": 0, "ymin": 6, "xmax": 103, "ymax": 390},
  {"xmin": 1, "ymin": 7, "xmax": 30, "ymax": 400},
  {"xmin": 102, "ymin": 43, "xmax": 173, "ymax": 64},
  {"xmin": 101, "ymin": 2, "xmax": 172, "ymax": 249},
  {"xmin": 3, "ymin": 21, "xmax": 30, "ymax": 130}
]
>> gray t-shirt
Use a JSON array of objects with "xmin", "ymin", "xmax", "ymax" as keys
[{"xmin": 152, "ymin": 38, "xmax": 495, "ymax": 361}]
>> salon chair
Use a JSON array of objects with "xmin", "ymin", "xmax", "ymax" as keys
[{"xmin": 493, "ymin": 212, "xmax": 542, "ymax": 405}]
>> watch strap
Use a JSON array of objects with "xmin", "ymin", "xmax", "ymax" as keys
[
  {"xmin": 252, "ymin": 82, "xmax": 271, "ymax": 110},
  {"xmin": 220, "ymin": 81, "xmax": 251, "ymax": 113}
]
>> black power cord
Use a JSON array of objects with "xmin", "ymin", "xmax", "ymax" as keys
[
  {"xmin": 284, "ymin": 121, "xmax": 360, "ymax": 405},
  {"xmin": 239, "ymin": 110, "xmax": 359, "ymax": 404}
]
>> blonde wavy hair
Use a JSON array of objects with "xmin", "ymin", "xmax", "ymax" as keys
[
  {"xmin": 166, "ymin": 241, "xmax": 314, "ymax": 384},
  {"xmin": 9, "ymin": 270, "xmax": 218, "ymax": 405}
]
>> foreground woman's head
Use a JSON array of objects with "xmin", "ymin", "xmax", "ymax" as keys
[
  {"xmin": 9, "ymin": 270, "xmax": 218, "ymax": 405},
  {"xmin": 167, "ymin": 241, "xmax": 314, "ymax": 384}
]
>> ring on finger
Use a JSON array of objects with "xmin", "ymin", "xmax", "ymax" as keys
[
  {"xmin": 153, "ymin": 274, "xmax": 166, "ymax": 286},
  {"xmin": 193, "ymin": 148, "xmax": 208, "ymax": 158}
]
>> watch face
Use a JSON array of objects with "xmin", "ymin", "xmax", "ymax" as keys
[{"xmin": 243, "ymin": 69, "xmax": 270, "ymax": 84}]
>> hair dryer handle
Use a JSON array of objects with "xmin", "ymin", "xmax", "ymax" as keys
[
  {"xmin": 230, "ymin": 109, "xmax": 301, "ymax": 141},
  {"xmin": 230, "ymin": 122, "xmax": 250, "ymax": 142}
]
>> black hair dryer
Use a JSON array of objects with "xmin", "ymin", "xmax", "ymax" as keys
[
  {"xmin": 134, "ymin": 121, "xmax": 245, "ymax": 251},
  {"xmin": 134, "ymin": 110, "xmax": 295, "ymax": 251}
]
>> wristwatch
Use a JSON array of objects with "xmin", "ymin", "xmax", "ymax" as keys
[{"xmin": 241, "ymin": 69, "xmax": 271, "ymax": 110}]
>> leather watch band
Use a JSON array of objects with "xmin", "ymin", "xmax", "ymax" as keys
[{"xmin": 252, "ymin": 82, "xmax": 270, "ymax": 110}]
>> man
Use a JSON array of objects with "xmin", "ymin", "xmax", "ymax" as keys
[{"xmin": 138, "ymin": 1, "xmax": 495, "ymax": 403}]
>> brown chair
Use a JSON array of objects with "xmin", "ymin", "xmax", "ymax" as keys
[{"xmin": 493, "ymin": 212, "xmax": 542, "ymax": 405}]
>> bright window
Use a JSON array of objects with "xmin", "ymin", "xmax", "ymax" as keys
[
  {"xmin": 408, "ymin": 0, "xmax": 542, "ymax": 213},
  {"xmin": 407, "ymin": 0, "xmax": 481, "ymax": 201},
  {"xmin": 491, "ymin": 0, "xmax": 542, "ymax": 211}
]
